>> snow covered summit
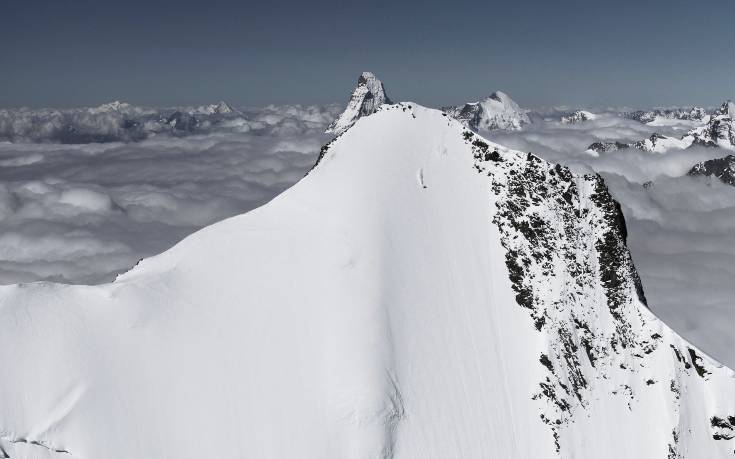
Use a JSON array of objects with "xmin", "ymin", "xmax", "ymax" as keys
[
  {"xmin": 686, "ymin": 100, "xmax": 735, "ymax": 149},
  {"xmin": 0, "ymin": 103, "xmax": 733, "ymax": 458},
  {"xmin": 326, "ymin": 71, "xmax": 392, "ymax": 135},
  {"xmin": 445, "ymin": 90, "xmax": 531, "ymax": 131},
  {"xmin": 191, "ymin": 100, "xmax": 238, "ymax": 115}
]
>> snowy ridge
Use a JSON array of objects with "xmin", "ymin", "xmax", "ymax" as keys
[
  {"xmin": 326, "ymin": 72, "xmax": 392, "ymax": 135},
  {"xmin": 0, "ymin": 103, "xmax": 733, "ymax": 458}
]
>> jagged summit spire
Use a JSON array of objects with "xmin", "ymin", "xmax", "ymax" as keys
[{"xmin": 326, "ymin": 71, "xmax": 392, "ymax": 135}]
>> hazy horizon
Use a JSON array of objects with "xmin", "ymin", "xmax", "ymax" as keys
[{"xmin": 3, "ymin": 0, "xmax": 734, "ymax": 109}]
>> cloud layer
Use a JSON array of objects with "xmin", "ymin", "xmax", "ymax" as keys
[{"xmin": 0, "ymin": 104, "xmax": 337, "ymax": 283}]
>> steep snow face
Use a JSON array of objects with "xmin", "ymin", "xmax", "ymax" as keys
[
  {"xmin": 561, "ymin": 110, "xmax": 597, "ymax": 124},
  {"xmin": 446, "ymin": 90, "xmax": 531, "ymax": 132},
  {"xmin": 326, "ymin": 72, "xmax": 392, "ymax": 135},
  {"xmin": 0, "ymin": 104, "xmax": 734, "ymax": 459}
]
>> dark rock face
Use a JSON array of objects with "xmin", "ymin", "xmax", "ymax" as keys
[
  {"xmin": 688, "ymin": 155, "xmax": 735, "ymax": 186},
  {"xmin": 165, "ymin": 111, "xmax": 200, "ymax": 132},
  {"xmin": 587, "ymin": 141, "xmax": 632, "ymax": 154},
  {"xmin": 462, "ymin": 129, "xmax": 663, "ymax": 450}
]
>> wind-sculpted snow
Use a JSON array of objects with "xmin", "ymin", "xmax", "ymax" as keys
[{"xmin": 0, "ymin": 103, "xmax": 733, "ymax": 458}]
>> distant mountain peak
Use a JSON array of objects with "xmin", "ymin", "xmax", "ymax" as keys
[
  {"xmin": 561, "ymin": 110, "xmax": 597, "ymax": 124},
  {"xmin": 717, "ymin": 100, "xmax": 734, "ymax": 116},
  {"xmin": 191, "ymin": 100, "xmax": 238, "ymax": 116},
  {"xmin": 689, "ymin": 154, "xmax": 735, "ymax": 185},
  {"xmin": 444, "ymin": 90, "xmax": 530, "ymax": 132},
  {"xmin": 326, "ymin": 71, "xmax": 392, "ymax": 135},
  {"xmin": 686, "ymin": 99, "xmax": 735, "ymax": 149},
  {"xmin": 91, "ymin": 100, "xmax": 132, "ymax": 114}
]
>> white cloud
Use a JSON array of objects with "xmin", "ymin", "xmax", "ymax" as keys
[{"xmin": 0, "ymin": 104, "xmax": 336, "ymax": 284}]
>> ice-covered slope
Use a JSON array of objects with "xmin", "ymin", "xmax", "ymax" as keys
[
  {"xmin": 0, "ymin": 104, "xmax": 734, "ymax": 459},
  {"xmin": 445, "ymin": 90, "xmax": 530, "ymax": 131},
  {"xmin": 326, "ymin": 72, "xmax": 391, "ymax": 135}
]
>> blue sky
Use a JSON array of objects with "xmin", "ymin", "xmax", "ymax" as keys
[{"xmin": 2, "ymin": 0, "xmax": 733, "ymax": 108}]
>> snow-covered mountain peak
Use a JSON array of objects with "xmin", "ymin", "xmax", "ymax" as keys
[
  {"xmin": 0, "ymin": 102, "xmax": 734, "ymax": 458},
  {"xmin": 561, "ymin": 110, "xmax": 597, "ymax": 124},
  {"xmin": 191, "ymin": 100, "xmax": 238, "ymax": 115},
  {"xmin": 325, "ymin": 71, "xmax": 392, "ymax": 135},
  {"xmin": 90, "ymin": 100, "xmax": 132, "ymax": 114},
  {"xmin": 623, "ymin": 106, "xmax": 707, "ymax": 124},
  {"xmin": 444, "ymin": 90, "xmax": 530, "ymax": 132},
  {"xmin": 685, "ymin": 99, "xmax": 735, "ymax": 150}
]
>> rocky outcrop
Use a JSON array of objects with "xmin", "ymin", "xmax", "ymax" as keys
[
  {"xmin": 561, "ymin": 110, "xmax": 597, "ymax": 124},
  {"xmin": 688, "ymin": 154, "xmax": 735, "ymax": 185}
]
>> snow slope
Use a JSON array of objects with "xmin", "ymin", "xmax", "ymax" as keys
[{"xmin": 0, "ymin": 104, "xmax": 733, "ymax": 459}]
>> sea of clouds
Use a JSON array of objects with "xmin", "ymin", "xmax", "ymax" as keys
[
  {"xmin": 0, "ymin": 103, "xmax": 339, "ymax": 283},
  {"xmin": 2, "ymin": 101, "xmax": 734, "ymax": 367}
]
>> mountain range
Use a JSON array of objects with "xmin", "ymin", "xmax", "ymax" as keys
[
  {"xmin": 0, "ymin": 84, "xmax": 734, "ymax": 457},
  {"xmin": 587, "ymin": 101, "xmax": 735, "ymax": 155}
]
